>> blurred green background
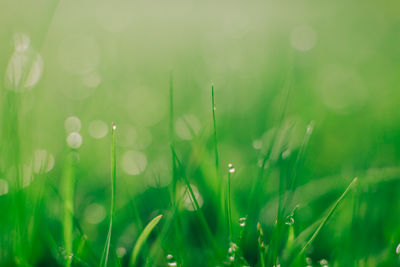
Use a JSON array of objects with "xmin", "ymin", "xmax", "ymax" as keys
[{"xmin": 1, "ymin": 0, "xmax": 400, "ymax": 266}]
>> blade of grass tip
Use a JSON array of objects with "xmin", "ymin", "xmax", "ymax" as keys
[
  {"xmin": 292, "ymin": 177, "xmax": 358, "ymax": 265},
  {"xmin": 211, "ymin": 84, "xmax": 220, "ymax": 189},
  {"xmin": 283, "ymin": 121, "xmax": 315, "ymax": 214},
  {"xmin": 129, "ymin": 214, "xmax": 163, "ymax": 267},
  {"xmin": 212, "ymin": 83, "xmax": 227, "ymax": 241},
  {"xmin": 227, "ymin": 164, "xmax": 234, "ymax": 242},
  {"xmin": 100, "ymin": 123, "xmax": 117, "ymax": 267}
]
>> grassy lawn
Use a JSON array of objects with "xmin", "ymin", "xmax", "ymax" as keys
[{"xmin": 1, "ymin": 0, "xmax": 400, "ymax": 266}]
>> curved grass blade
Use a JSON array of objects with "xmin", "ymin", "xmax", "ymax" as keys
[
  {"xmin": 100, "ymin": 123, "xmax": 117, "ymax": 267},
  {"xmin": 129, "ymin": 214, "xmax": 163, "ymax": 267}
]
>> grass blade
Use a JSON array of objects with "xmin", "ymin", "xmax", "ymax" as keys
[
  {"xmin": 129, "ymin": 214, "xmax": 163, "ymax": 267},
  {"xmin": 227, "ymin": 165, "xmax": 233, "ymax": 242},
  {"xmin": 291, "ymin": 177, "xmax": 358, "ymax": 265},
  {"xmin": 100, "ymin": 123, "xmax": 117, "ymax": 267},
  {"xmin": 211, "ymin": 84, "xmax": 220, "ymax": 189},
  {"xmin": 62, "ymin": 151, "xmax": 77, "ymax": 267}
]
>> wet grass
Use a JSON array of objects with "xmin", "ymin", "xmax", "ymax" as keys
[
  {"xmin": 1, "ymin": 2, "xmax": 400, "ymax": 266},
  {"xmin": 0, "ymin": 83, "xmax": 370, "ymax": 267}
]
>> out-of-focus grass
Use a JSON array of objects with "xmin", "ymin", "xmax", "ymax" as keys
[{"xmin": 1, "ymin": 0, "xmax": 400, "ymax": 266}]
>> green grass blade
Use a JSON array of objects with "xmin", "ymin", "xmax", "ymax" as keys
[
  {"xmin": 292, "ymin": 177, "xmax": 358, "ymax": 265},
  {"xmin": 227, "ymin": 168, "xmax": 233, "ymax": 242},
  {"xmin": 129, "ymin": 214, "xmax": 163, "ymax": 267},
  {"xmin": 211, "ymin": 84, "xmax": 220, "ymax": 188},
  {"xmin": 62, "ymin": 151, "xmax": 76, "ymax": 267},
  {"xmin": 100, "ymin": 123, "xmax": 117, "ymax": 267}
]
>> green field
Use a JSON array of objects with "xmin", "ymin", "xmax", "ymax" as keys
[{"xmin": 1, "ymin": 0, "xmax": 400, "ymax": 266}]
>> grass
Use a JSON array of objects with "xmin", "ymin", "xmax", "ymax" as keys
[
  {"xmin": 100, "ymin": 123, "xmax": 117, "ymax": 267},
  {"xmin": 1, "ymin": 3, "xmax": 400, "ymax": 265},
  {"xmin": 0, "ymin": 80, "xmax": 396, "ymax": 266}
]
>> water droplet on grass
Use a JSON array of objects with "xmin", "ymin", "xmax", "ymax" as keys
[
  {"xmin": 285, "ymin": 216, "xmax": 294, "ymax": 225},
  {"xmin": 227, "ymin": 242, "xmax": 238, "ymax": 262},
  {"xmin": 285, "ymin": 205, "xmax": 300, "ymax": 225},
  {"xmin": 228, "ymin": 163, "xmax": 235, "ymax": 174},
  {"xmin": 319, "ymin": 259, "xmax": 328, "ymax": 266},
  {"xmin": 239, "ymin": 217, "xmax": 246, "ymax": 227},
  {"xmin": 166, "ymin": 254, "xmax": 177, "ymax": 266}
]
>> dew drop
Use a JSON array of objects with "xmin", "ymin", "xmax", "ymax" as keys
[
  {"xmin": 227, "ymin": 242, "xmax": 238, "ymax": 262},
  {"xmin": 319, "ymin": 259, "xmax": 328, "ymax": 266},
  {"xmin": 166, "ymin": 254, "xmax": 177, "ymax": 266},
  {"xmin": 228, "ymin": 163, "xmax": 235, "ymax": 174},
  {"xmin": 239, "ymin": 217, "xmax": 246, "ymax": 227},
  {"xmin": 396, "ymin": 243, "xmax": 400, "ymax": 254},
  {"xmin": 285, "ymin": 216, "xmax": 294, "ymax": 225}
]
